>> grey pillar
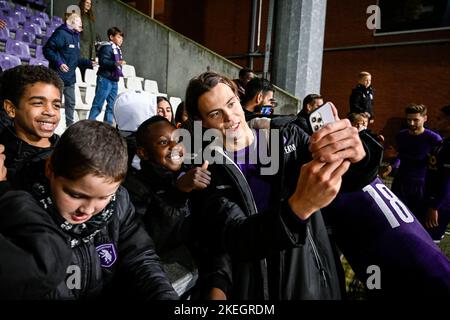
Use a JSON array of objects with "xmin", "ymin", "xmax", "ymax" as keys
[{"xmin": 272, "ymin": 0, "xmax": 327, "ymax": 110}]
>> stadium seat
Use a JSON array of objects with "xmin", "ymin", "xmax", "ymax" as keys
[
  {"xmin": 84, "ymin": 68, "xmax": 97, "ymax": 86},
  {"xmin": 121, "ymin": 64, "xmax": 136, "ymax": 78},
  {"xmin": 14, "ymin": 29, "xmax": 36, "ymax": 45},
  {"xmin": 118, "ymin": 77, "xmax": 126, "ymax": 93},
  {"xmin": 51, "ymin": 15, "xmax": 63, "ymax": 25},
  {"xmin": 23, "ymin": 21, "xmax": 42, "ymax": 36},
  {"xmin": 0, "ymin": 15, "xmax": 20, "ymax": 32},
  {"xmin": 29, "ymin": 57, "xmax": 48, "ymax": 67},
  {"xmin": 34, "ymin": 45, "xmax": 44, "ymax": 59},
  {"xmin": 0, "ymin": 25, "xmax": 9, "ymax": 42},
  {"xmin": 144, "ymin": 79, "xmax": 167, "ymax": 97},
  {"xmin": 36, "ymin": 11, "xmax": 49, "ymax": 22},
  {"xmin": 126, "ymin": 77, "xmax": 143, "ymax": 91},
  {"xmin": 75, "ymin": 85, "xmax": 91, "ymax": 120},
  {"xmin": 83, "ymin": 86, "xmax": 97, "ymax": 106},
  {"xmin": 15, "ymin": 5, "xmax": 32, "ymax": 19},
  {"xmin": 6, "ymin": 10, "xmax": 26, "ymax": 24},
  {"xmin": 31, "ymin": 16, "xmax": 47, "ymax": 31},
  {"xmin": 0, "ymin": 53, "xmax": 21, "ymax": 70},
  {"xmin": 0, "ymin": 1, "xmax": 11, "ymax": 11},
  {"xmin": 122, "ymin": 64, "xmax": 144, "ymax": 81},
  {"xmin": 5, "ymin": 39, "xmax": 30, "ymax": 61},
  {"xmin": 75, "ymin": 67, "xmax": 87, "ymax": 88}
]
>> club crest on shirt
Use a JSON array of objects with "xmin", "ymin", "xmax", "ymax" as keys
[{"xmin": 96, "ymin": 243, "xmax": 117, "ymax": 268}]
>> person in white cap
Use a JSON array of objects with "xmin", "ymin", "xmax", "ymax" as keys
[{"xmin": 113, "ymin": 90, "xmax": 157, "ymax": 169}]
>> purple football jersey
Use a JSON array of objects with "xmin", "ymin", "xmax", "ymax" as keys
[
  {"xmin": 395, "ymin": 128, "xmax": 442, "ymax": 180},
  {"xmin": 322, "ymin": 177, "xmax": 450, "ymax": 297}
]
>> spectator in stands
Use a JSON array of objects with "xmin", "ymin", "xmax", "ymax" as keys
[
  {"xmin": 88, "ymin": 27, "xmax": 125, "ymax": 125},
  {"xmin": 233, "ymin": 68, "xmax": 255, "ymax": 101},
  {"xmin": 348, "ymin": 112, "xmax": 384, "ymax": 143},
  {"xmin": 293, "ymin": 93, "xmax": 323, "ymax": 134},
  {"xmin": 241, "ymin": 77, "xmax": 275, "ymax": 121},
  {"xmin": 0, "ymin": 65, "xmax": 63, "ymax": 194},
  {"xmin": 348, "ymin": 112, "xmax": 368, "ymax": 132},
  {"xmin": 174, "ymin": 101, "xmax": 189, "ymax": 129},
  {"xmin": 349, "ymin": 71, "xmax": 374, "ymax": 122},
  {"xmin": 0, "ymin": 19, "xmax": 6, "ymax": 29},
  {"xmin": 79, "ymin": 0, "xmax": 97, "ymax": 61},
  {"xmin": 0, "ymin": 120, "xmax": 178, "ymax": 299},
  {"xmin": 157, "ymin": 96, "xmax": 175, "ymax": 125},
  {"xmin": 43, "ymin": 13, "xmax": 94, "ymax": 127},
  {"xmin": 424, "ymin": 105, "xmax": 450, "ymax": 242},
  {"xmin": 391, "ymin": 104, "xmax": 442, "ymax": 220},
  {"xmin": 184, "ymin": 71, "xmax": 372, "ymax": 299},
  {"xmin": 124, "ymin": 116, "xmax": 210, "ymax": 297}
]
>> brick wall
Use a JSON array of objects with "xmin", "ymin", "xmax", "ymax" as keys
[{"xmin": 322, "ymin": 0, "xmax": 450, "ymax": 145}]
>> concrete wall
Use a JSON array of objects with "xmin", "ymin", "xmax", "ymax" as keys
[{"xmin": 50, "ymin": 0, "xmax": 299, "ymax": 114}]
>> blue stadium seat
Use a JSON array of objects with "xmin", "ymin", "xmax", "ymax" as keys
[
  {"xmin": 0, "ymin": 25, "xmax": 9, "ymax": 42},
  {"xmin": 51, "ymin": 15, "xmax": 63, "ymax": 25},
  {"xmin": 4, "ymin": 9, "xmax": 27, "ymax": 24},
  {"xmin": 14, "ymin": 29, "xmax": 36, "ymax": 45},
  {"xmin": 0, "ymin": 15, "xmax": 20, "ymax": 32},
  {"xmin": 5, "ymin": 39, "xmax": 30, "ymax": 61},
  {"xmin": 34, "ymin": 44, "xmax": 44, "ymax": 59},
  {"xmin": 36, "ymin": 11, "xmax": 49, "ymax": 23},
  {"xmin": 31, "ymin": 16, "xmax": 46, "ymax": 31},
  {"xmin": 29, "ymin": 57, "xmax": 48, "ymax": 67},
  {"xmin": 23, "ymin": 21, "xmax": 42, "ymax": 36},
  {"xmin": 0, "ymin": 52, "xmax": 21, "ymax": 69},
  {"xmin": 0, "ymin": 0, "xmax": 11, "ymax": 11}
]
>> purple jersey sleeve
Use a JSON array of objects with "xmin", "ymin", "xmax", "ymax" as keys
[
  {"xmin": 322, "ymin": 177, "xmax": 450, "ymax": 297},
  {"xmin": 426, "ymin": 139, "xmax": 450, "ymax": 210}
]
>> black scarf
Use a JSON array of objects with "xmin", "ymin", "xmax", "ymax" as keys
[{"xmin": 31, "ymin": 182, "xmax": 116, "ymax": 248}]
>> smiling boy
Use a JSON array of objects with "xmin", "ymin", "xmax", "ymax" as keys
[
  {"xmin": 124, "ymin": 116, "xmax": 210, "ymax": 297},
  {"xmin": 0, "ymin": 120, "xmax": 178, "ymax": 299},
  {"xmin": 0, "ymin": 65, "xmax": 63, "ymax": 189}
]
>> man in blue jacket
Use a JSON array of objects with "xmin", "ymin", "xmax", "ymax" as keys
[{"xmin": 43, "ymin": 13, "xmax": 94, "ymax": 127}]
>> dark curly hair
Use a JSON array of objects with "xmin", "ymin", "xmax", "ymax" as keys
[{"xmin": 0, "ymin": 65, "xmax": 63, "ymax": 107}]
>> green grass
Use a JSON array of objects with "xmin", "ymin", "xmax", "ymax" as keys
[{"xmin": 438, "ymin": 232, "xmax": 450, "ymax": 259}]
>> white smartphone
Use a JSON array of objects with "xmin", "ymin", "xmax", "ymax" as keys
[{"xmin": 308, "ymin": 102, "xmax": 336, "ymax": 132}]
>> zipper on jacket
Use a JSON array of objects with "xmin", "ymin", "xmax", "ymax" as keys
[
  {"xmin": 306, "ymin": 227, "xmax": 328, "ymax": 288},
  {"xmin": 77, "ymin": 243, "xmax": 92, "ymax": 298},
  {"xmin": 214, "ymin": 146, "xmax": 270, "ymax": 299}
]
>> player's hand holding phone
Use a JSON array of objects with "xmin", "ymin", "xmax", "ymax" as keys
[{"xmin": 308, "ymin": 102, "xmax": 366, "ymax": 164}]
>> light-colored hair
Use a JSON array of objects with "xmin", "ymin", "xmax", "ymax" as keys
[
  {"xmin": 348, "ymin": 112, "xmax": 369, "ymax": 124},
  {"xmin": 66, "ymin": 12, "xmax": 81, "ymax": 25},
  {"xmin": 358, "ymin": 71, "xmax": 371, "ymax": 80}
]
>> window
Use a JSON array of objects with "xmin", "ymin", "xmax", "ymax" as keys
[{"xmin": 376, "ymin": 0, "xmax": 450, "ymax": 34}]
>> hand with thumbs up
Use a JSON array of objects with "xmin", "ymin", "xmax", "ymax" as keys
[{"xmin": 175, "ymin": 161, "xmax": 211, "ymax": 192}]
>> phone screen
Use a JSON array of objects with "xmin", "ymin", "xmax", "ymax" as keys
[{"xmin": 261, "ymin": 106, "xmax": 272, "ymax": 115}]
